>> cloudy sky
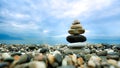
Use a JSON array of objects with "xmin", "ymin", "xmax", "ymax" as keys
[{"xmin": 0, "ymin": 0, "xmax": 120, "ymax": 44}]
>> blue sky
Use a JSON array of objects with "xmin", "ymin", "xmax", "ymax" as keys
[{"xmin": 0, "ymin": 0, "xmax": 120, "ymax": 44}]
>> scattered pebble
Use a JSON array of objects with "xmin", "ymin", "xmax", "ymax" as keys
[{"xmin": 0, "ymin": 43, "xmax": 120, "ymax": 68}]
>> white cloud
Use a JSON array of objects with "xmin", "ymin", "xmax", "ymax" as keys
[
  {"xmin": 84, "ymin": 21, "xmax": 120, "ymax": 39},
  {"xmin": 11, "ymin": 22, "xmax": 39, "ymax": 30},
  {"xmin": 43, "ymin": 0, "xmax": 114, "ymax": 19},
  {"xmin": 0, "ymin": 0, "xmax": 120, "ymax": 43},
  {"xmin": 13, "ymin": 13, "xmax": 30, "ymax": 19},
  {"xmin": 84, "ymin": 30, "xmax": 91, "ymax": 35},
  {"xmin": 52, "ymin": 34, "xmax": 68, "ymax": 38},
  {"xmin": 0, "ymin": 21, "xmax": 41, "ymax": 36},
  {"xmin": 97, "ymin": 7, "xmax": 120, "ymax": 18},
  {"xmin": 43, "ymin": 30, "xmax": 49, "ymax": 33},
  {"xmin": 1, "ymin": 9, "xmax": 30, "ymax": 19}
]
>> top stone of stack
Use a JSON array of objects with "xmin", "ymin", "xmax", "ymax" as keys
[
  {"xmin": 72, "ymin": 20, "xmax": 80, "ymax": 25},
  {"xmin": 68, "ymin": 20, "xmax": 85, "ymax": 35}
]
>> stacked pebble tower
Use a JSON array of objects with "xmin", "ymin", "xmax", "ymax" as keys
[{"xmin": 66, "ymin": 20, "xmax": 86, "ymax": 43}]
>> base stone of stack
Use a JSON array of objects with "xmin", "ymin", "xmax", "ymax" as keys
[{"xmin": 67, "ymin": 42, "xmax": 87, "ymax": 49}]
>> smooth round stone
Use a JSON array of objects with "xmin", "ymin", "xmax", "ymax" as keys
[
  {"xmin": 0, "ymin": 62, "xmax": 8, "ymax": 68},
  {"xmin": 4, "ymin": 58, "xmax": 14, "ymax": 63},
  {"xmin": 84, "ymin": 48, "xmax": 91, "ymax": 54},
  {"xmin": 77, "ymin": 57, "xmax": 84, "ymax": 66},
  {"xmin": 33, "ymin": 53, "xmax": 44, "ymax": 61},
  {"xmin": 11, "ymin": 52, "xmax": 22, "ymax": 57},
  {"xmin": 107, "ymin": 55, "xmax": 119, "ymax": 60},
  {"xmin": 101, "ymin": 43, "xmax": 112, "ymax": 49},
  {"xmin": 90, "ymin": 49, "xmax": 96, "ymax": 53},
  {"xmin": 72, "ymin": 22, "xmax": 80, "ymax": 25},
  {"xmin": 101, "ymin": 62, "xmax": 110, "ymax": 68},
  {"xmin": 40, "ymin": 48, "xmax": 49, "ymax": 53},
  {"xmin": 66, "ymin": 35, "xmax": 86, "ymax": 43},
  {"xmin": 107, "ymin": 59, "xmax": 117, "ymax": 65},
  {"xmin": 107, "ymin": 52, "xmax": 119, "ymax": 60},
  {"xmin": 68, "ymin": 29, "xmax": 85, "ymax": 35},
  {"xmin": 2, "ymin": 53, "xmax": 11, "ymax": 59},
  {"xmin": 96, "ymin": 51, "xmax": 107, "ymax": 56},
  {"xmin": 47, "ymin": 54, "xmax": 55, "ymax": 65},
  {"xmin": 58, "ymin": 65, "xmax": 75, "ymax": 68},
  {"xmin": 88, "ymin": 60, "xmax": 96, "ymax": 68},
  {"xmin": 16, "ymin": 54, "xmax": 28, "ymax": 64},
  {"xmin": 116, "ymin": 47, "xmax": 120, "ymax": 50},
  {"xmin": 72, "ymin": 20, "xmax": 80, "ymax": 25},
  {"xmin": 28, "ymin": 61, "xmax": 46, "ymax": 68},
  {"xmin": 16, "ymin": 54, "xmax": 32, "ymax": 64},
  {"xmin": 67, "ymin": 43, "xmax": 86, "ymax": 49},
  {"xmin": 84, "ymin": 54, "xmax": 92, "ymax": 62},
  {"xmin": 51, "ymin": 62, "xmax": 59, "ymax": 68},
  {"xmin": 78, "ymin": 28, "xmax": 85, "ymax": 33},
  {"xmin": 54, "ymin": 54, "xmax": 62, "ymax": 65},
  {"xmin": 63, "ymin": 49, "xmax": 73, "ymax": 55},
  {"xmin": 28, "ymin": 46, "xmax": 36, "ymax": 50},
  {"xmin": 70, "ymin": 24, "xmax": 82, "ymax": 29},
  {"xmin": 11, "ymin": 52, "xmax": 22, "ymax": 60}
]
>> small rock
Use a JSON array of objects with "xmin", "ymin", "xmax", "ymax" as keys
[
  {"xmin": 77, "ymin": 57, "xmax": 84, "ymax": 66},
  {"xmin": 29, "ymin": 61, "xmax": 46, "ymax": 68},
  {"xmin": 11, "ymin": 52, "xmax": 22, "ymax": 57},
  {"xmin": 70, "ymin": 54, "xmax": 77, "ymax": 65},
  {"xmin": 0, "ymin": 62, "xmax": 8, "ymax": 68},
  {"xmin": 62, "ymin": 55, "xmax": 73, "ymax": 65},
  {"xmin": 117, "ymin": 61, "xmax": 120, "ymax": 67},
  {"xmin": 84, "ymin": 48, "xmax": 91, "ymax": 54},
  {"xmin": 84, "ymin": 54, "xmax": 92, "ymax": 62},
  {"xmin": 72, "ymin": 20, "xmax": 80, "ymax": 25},
  {"xmin": 88, "ymin": 60, "xmax": 96, "ymax": 68},
  {"xmin": 62, "ymin": 57, "xmax": 68, "ymax": 66},
  {"xmin": 101, "ymin": 61, "xmax": 110, "ymax": 68},
  {"xmin": 70, "ymin": 24, "xmax": 82, "ymax": 29},
  {"xmin": 107, "ymin": 52, "xmax": 119, "ymax": 60},
  {"xmin": 33, "ymin": 53, "xmax": 44, "ymax": 61},
  {"xmin": 88, "ymin": 55, "xmax": 101, "ymax": 68},
  {"xmin": 58, "ymin": 65, "xmax": 75, "ymax": 68},
  {"xmin": 16, "ymin": 54, "xmax": 33, "ymax": 64},
  {"xmin": 40, "ymin": 48, "xmax": 49, "ymax": 54},
  {"xmin": 67, "ymin": 43, "xmax": 85, "ymax": 49},
  {"xmin": 107, "ymin": 59, "xmax": 117, "ymax": 66},
  {"xmin": 54, "ymin": 53, "xmax": 63, "ymax": 65},
  {"xmin": 96, "ymin": 51, "xmax": 107, "ymax": 56},
  {"xmin": 2, "ymin": 53, "xmax": 11, "ymax": 59},
  {"xmin": 51, "ymin": 62, "xmax": 59, "ymax": 68},
  {"xmin": 4, "ymin": 57, "xmax": 14, "ymax": 63},
  {"xmin": 47, "ymin": 54, "xmax": 55, "ymax": 65},
  {"xmin": 90, "ymin": 49, "xmax": 96, "ymax": 54}
]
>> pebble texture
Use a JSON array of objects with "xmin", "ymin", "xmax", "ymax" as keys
[{"xmin": 0, "ymin": 43, "xmax": 120, "ymax": 68}]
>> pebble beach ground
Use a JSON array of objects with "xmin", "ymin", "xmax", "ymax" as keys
[{"xmin": 0, "ymin": 43, "xmax": 120, "ymax": 68}]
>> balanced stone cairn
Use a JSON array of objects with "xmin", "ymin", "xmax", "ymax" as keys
[
  {"xmin": 66, "ymin": 20, "xmax": 86, "ymax": 43},
  {"xmin": 66, "ymin": 20, "xmax": 87, "ymax": 48}
]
